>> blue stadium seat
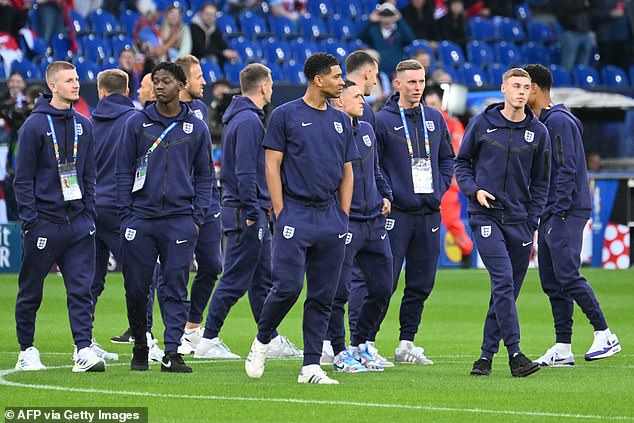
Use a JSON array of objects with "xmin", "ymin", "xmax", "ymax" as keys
[
  {"xmin": 88, "ymin": 9, "xmax": 120, "ymax": 37},
  {"xmin": 526, "ymin": 20, "xmax": 555, "ymax": 44},
  {"xmin": 347, "ymin": 38, "xmax": 366, "ymax": 53},
  {"xmin": 443, "ymin": 66, "xmax": 464, "ymax": 84},
  {"xmin": 229, "ymin": 37, "xmax": 264, "ymax": 63},
  {"xmin": 486, "ymin": 63, "xmax": 506, "ymax": 85},
  {"xmin": 73, "ymin": 57, "xmax": 99, "ymax": 81},
  {"xmin": 38, "ymin": 56, "xmax": 54, "ymax": 79},
  {"xmin": 333, "ymin": 0, "xmax": 363, "ymax": 21},
  {"xmin": 494, "ymin": 41, "xmax": 523, "ymax": 66},
  {"xmin": 200, "ymin": 60, "xmax": 223, "ymax": 83},
  {"xmin": 189, "ymin": 0, "xmax": 207, "ymax": 12},
  {"xmin": 269, "ymin": 16, "xmax": 299, "ymax": 39},
  {"xmin": 70, "ymin": 9, "xmax": 92, "ymax": 35},
  {"xmin": 495, "ymin": 17, "xmax": 525, "ymax": 43},
  {"xmin": 51, "ymin": 33, "xmax": 73, "ymax": 60},
  {"xmin": 438, "ymin": 40, "xmax": 465, "ymax": 66},
  {"xmin": 216, "ymin": 12, "xmax": 241, "ymax": 38},
  {"xmin": 308, "ymin": 0, "xmax": 334, "ymax": 18},
  {"xmin": 121, "ymin": 9, "xmax": 140, "ymax": 35},
  {"xmin": 601, "ymin": 65, "xmax": 629, "ymax": 87},
  {"xmin": 548, "ymin": 41, "xmax": 561, "ymax": 64},
  {"xmin": 267, "ymin": 62, "xmax": 284, "ymax": 82},
  {"xmin": 238, "ymin": 11, "xmax": 269, "ymax": 39},
  {"xmin": 468, "ymin": 17, "xmax": 497, "ymax": 41},
  {"xmin": 630, "ymin": 66, "xmax": 634, "ymax": 87},
  {"xmin": 81, "ymin": 34, "xmax": 110, "ymax": 63},
  {"xmin": 466, "ymin": 40, "xmax": 494, "ymax": 67},
  {"xmin": 0, "ymin": 65, "xmax": 5, "ymax": 79},
  {"xmin": 462, "ymin": 63, "xmax": 488, "ymax": 87},
  {"xmin": 406, "ymin": 39, "xmax": 434, "ymax": 58},
  {"xmin": 320, "ymin": 38, "xmax": 348, "ymax": 62},
  {"xmin": 285, "ymin": 60, "xmax": 307, "ymax": 84},
  {"xmin": 522, "ymin": 41, "xmax": 549, "ymax": 64},
  {"xmin": 298, "ymin": 14, "xmax": 330, "ymax": 40},
  {"xmin": 19, "ymin": 36, "xmax": 48, "ymax": 60},
  {"xmin": 548, "ymin": 64, "xmax": 572, "ymax": 86},
  {"xmin": 329, "ymin": 14, "xmax": 357, "ymax": 41},
  {"xmin": 11, "ymin": 58, "xmax": 42, "ymax": 80},
  {"xmin": 110, "ymin": 34, "xmax": 134, "ymax": 57},
  {"xmin": 100, "ymin": 57, "xmax": 118, "ymax": 71},
  {"xmin": 223, "ymin": 61, "xmax": 244, "ymax": 83},
  {"xmin": 263, "ymin": 38, "xmax": 290, "ymax": 64},
  {"xmin": 572, "ymin": 65, "xmax": 599, "ymax": 88},
  {"xmin": 289, "ymin": 37, "xmax": 319, "ymax": 62},
  {"xmin": 515, "ymin": 2, "xmax": 531, "ymax": 21}
]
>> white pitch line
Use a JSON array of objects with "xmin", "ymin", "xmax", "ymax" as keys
[{"xmin": 0, "ymin": 367, "xmax": 632, "ymax": 421}]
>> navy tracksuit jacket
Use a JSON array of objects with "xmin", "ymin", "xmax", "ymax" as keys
[
  {"xmin": 14, "ymin": 94, "xmax": 97, "ymax": 351},
  {"xmin": 204, "ymin": 95, "xmax": 275, "ymax": 341},
  {"xmin": 374, "ymin": 92, "xmax": 454, "ymax": 342},
  {"xmin": 91, "ymin": 93, "xmax": 136, "ymax": 313},
  {"xmin": 258, "ymin": 98, "xmax": 358, "ymax": 366},
  {"xmin": 327, "ymin": 118, "xmax": 394, "ymax": 354},
  {"xmin": 116, "ymin": 102, "xmax": 212, "ymax": 352},
  {"xmin": 455, "ymin": 102, "xmax": 550, "ymax": 357},
  {"xmin": 537, "ymin": 104, "xmax": 607, "ymax": 343}
]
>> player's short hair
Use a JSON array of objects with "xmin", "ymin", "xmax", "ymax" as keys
[
  {"xmin": 151, "ymin": 61, "xmax": 187, "ymax": 85},
  {"xmin": 97, "ymin": 69, "xmax": 129, "ymax": 95},
  {"xmin": 45, "ymin": 61, "xmax": 76, "ymax": 84},
  {"xmin": 239, "ymin": 63, "xmax": 271, "ymax": 94},
  {"xmin": 174, "ymin": 54, "xmax": 200, "ymax": 80},
  {"xmin": 345, "ymin": 50, "xmax": 378, "ymax": 75},
  {"xmin": 524, "ymin": 64, "xmax": 552, "ymax": 91},
  {"xmin": 502, "ymin": 67, "xmax": 531, "ymax": 83},
  {"xmin": 304, "ymin": 53, "xmax": 339, "ymax": 81},
  {"xmin": 396, "ymin": 59, "xmax": 424, "ymax": 74},
  {"xmin": 342, "ymin": 79, "xmax": 357, "ymax": 90},
  {"xmin": 423, "ymin": 85, "xmax": 443, "ymax": 101}
]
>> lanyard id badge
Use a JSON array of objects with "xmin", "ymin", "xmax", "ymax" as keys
[
  {"xmin": 132, "ymin": 155, "xmax": 148, "ymax": 192},
  {"xmin": 411, "ymin": 157, "xmax": 434, "ymax": 194},
  {"xmin": 58, "ymin": 162, "xmax": 82, "ymax": 201}
]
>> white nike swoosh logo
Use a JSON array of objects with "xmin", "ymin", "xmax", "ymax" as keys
[
  {"xmin": 522, "ymin": 241, "xmax": 533, "ymax": 247},
  {"xmin": 162, "ymin": 359, "xmax": 171, "ymax": 368},
  {"xmin": 47, "ymin": 131, "xmax": 53, "ymax": 136},
  {"xmin": 394, "ymin": 126, "xmax": 404, "ymax": 131},
  {"xmin": 381, "ymin": 233, "xmax": 387, "ymax": 240},
  {"xmin": 338, "ymin": 233, "xmax": 347, "ymax": 238},
  {"xmin": 432, "ymin": 227, "xmax": 439, "ymax": 232},
  {"xmin": 548, "ymin": 228, "xmax": 552, "ymax": 234},
  {"xmin": 89, "ymin": 229, "xmax": 96, "ymax": 235},
  {"xmin": 143, "ymin": 123, "xmax": 153, "ymax": 127},
  {"xmin": 176, "ymin": 239, "xmax": 188, "ymax": 244},
  {"xmin": 213, "ymin": 212, "xmax": 221, "ymax": 218},
  {"xmin": 301, "ymin": 122, "xmax": 312, "ymax": 127},
  {"xmin": 486, "ymin": 128, "xmax": 498, "ymax": 133}
]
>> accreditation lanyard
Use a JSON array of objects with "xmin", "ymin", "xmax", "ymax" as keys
[
  {"xmin": 132, "ymin": 121, "xmax": 178, "ymax": 193},
  {"xmin": 398, "ymin": 103, "xmax": 434, "ymax": 194},
  {"xmin": 47, "ymin": 114, "xmax": 83, "ymax": 201}
]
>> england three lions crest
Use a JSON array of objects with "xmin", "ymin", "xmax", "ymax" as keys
[
  {"xmin": 36, "ymin": 237, "xmax": 47, "ymax": 250},
  {"xmin": 125, "ymin": 228, "xmax": 136, "ymax": 241},
  {"xmin": 283, "ymin": 226, "xmax": 295, "ymax": 239},
  {"xmin": 425, "ymin": 121, "xmax": 435, "ymax": 131},
  {"xmin": 193, "ymin": 109, "xmax": 204, "ymax": 120},
  {"xmin": 334, "ymin": 122, "xmax": 343, "ymax": 134},
  {"xmin": 385, "ymin": 218, "xmax": 395, "ymax": 231},
  {"xmin": 362, "ymin": 135, "xmax": 372, "ymax": 147},
  {"xmin": 524, "ymin": 130, "xmax": 534, "ymax": 143},
  {"xmin": 481, "ymin": 225, "xmax": 491, "ymax": 238},
  {"xmin": 75, "ymin": 123, "xmax": 83, "ymax": 136},
  {"xmin": 183, "ymin": 122, "xmax": 194, "ymax": 134}
]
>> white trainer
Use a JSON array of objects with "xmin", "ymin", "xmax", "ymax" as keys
[
  {"xmin": 91, "ymin": 339, "xmax": 119, "ymax": 361},
  {"xmin": 298, "ymin": 364, "xmax": 339, "ymax": 384},
  {"xmin": 15, "ymin": 346, "xmax": 46, "ymax": 371},
  {"xmin": 320, "ymin": 340, "xmax": 335, "ymax": 366},
  {"xmin": 178, "ymin": 327, "xmax": 204, "ymax": 355},
  {"xmin": 534, "ymin": 345, "xmax": 575, "ymax": 367},
  {"xmin": 585, "ymin": 331, "xmax": 621, "ymax": 361},
  {"xmin": 332, "ymin": 349, "xmax": 367, "ymax": 373},
  {"xmin": 147, "ymin": 332, "xmax": 164, "ymax": 362},
  {"xmin": 245, "ymin": 337, "xmax": 269, "ymax": 379},
  {"xmin": 394, "ymin": 341, "xmax": 433, "ymax": 365},
  {"xmin": 72, "ymin": 347, "xmax": 106, "ymax": 372},
  {"xmin": 268, "ymin": 335, "xmax": 303, "ymax": 358},
  {"xmin": 194, "ymin": 337, "xmax": 240, "ymax": 359},
  {"xmin": 355, "ymin": 343, "xmax": 384, "ymax": 372},
  {"xmin": 367, "ymin": 342, "xmax": 394, "ymax": 368}
]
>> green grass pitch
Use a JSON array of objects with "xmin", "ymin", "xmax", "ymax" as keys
[{"xmin": 0, "ymin": 269, "xmax": 632, "ymax": 422}]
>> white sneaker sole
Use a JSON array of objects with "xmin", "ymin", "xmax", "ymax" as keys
[
  {"xmin": 72, "ymin": 360, "xmax": 106, "ymax": 373},
  {"xmin": 585, "ymin": 344, "xmax": 622, "ymax": 361}
]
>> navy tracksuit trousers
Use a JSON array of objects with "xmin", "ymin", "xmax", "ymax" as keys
[
  {"xmin": 16, "ymin": 212, "xmax": 96, "ymax": 351},
  {"xmin": 121, "ymin": 215, "xmax": 198, "ymax": 352},
  {"xmin": 379, "ymin": 209, "xmax": 441, "ymax": 342},
  {"xmin": 327, "ymin": 217, "xmax": 392, "ymax": 355},
  {"xmin": 92, "ymin": 206, "xmax": 121, "ymax": 313},
  {"xmin": 257, "ymin": 197, "xmax": 348, "ymax": 366},
  {"xmin": 204, "ymin": 206, "xmax": 275, "ymax": 340},
  {"xmin": 470, "ymin": 215, "xmax": 533, "ymax": 358},
  {"xmin": 346, "ymin": 263, "xmax": 366, "ymax": 338},
  {"xmin": 538, "ymin": 215, "xmax": 607, "ymax": 343}
]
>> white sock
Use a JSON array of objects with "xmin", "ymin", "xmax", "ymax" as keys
[
  {"xmin": 366, "ymin": 341, "xmax": 375, "ymax": 347},
  {"xmin": 555, "ymin": 343, "xmax": 572, "ymax": 355},
  {"xmin": 398, "ymin": 340, "xmax": 413, "ymax": 350},
  {"xmin": 322, "ymin": 340, "xmax": 331, "ymax": 348},
  {"xmin": 595, "ymin": 328, "xmax": 612, "ymax": 338},
  {"xmin": 184, "ymin": 327, "xmax": 198, "ymax": 335}
]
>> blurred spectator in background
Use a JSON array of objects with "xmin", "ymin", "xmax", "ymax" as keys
[
  {"xmin": 207, "ymin": 79, "xmax": 233, "ymax": 144},
  {"xmin": 74, "ymin": 0, "xmax": 101, "ymax": 17},
  {"xmin": 360, "ymin": 2, "xmax": 415, "ymax": 75},
  {"xmin": 133, "ymin": 0, "xmax": 178, "ymax": 73},
  {"xmin": 225, "ymin": 0, "xmax": 262, "ymax": 16},
  {"xmin": 270, "ymin": 0, "xmax": 306, "ymax": 22},
  {"xmin": 592, "ymin": 0, "xmax": 634, "ymax": 70},
  {"xmin": 160, "ymin": 4, "xmax": 191, "ymax": 60},
  {"xmin": 36, "ymin": 0, "xmax": 67, "ymax": 44},
  {"xmin": 0, "ymin": 0, "xmax": 31, "ymax": 40},
  {"xmin": 191, "ymin": 2, "xmax": 239, "ymax": 68},
  {"xmin": 411, "ymin": 49, "xmax": 434, "ymax": 74},
  {"xmin": 586, "ymin": 151, "xmax": 602, "ymax": 171},
  {"xmin": 102, "ymin": 0, "xmax": 136, "ymax": 16},
  {"xmin": 438, "ymin": 0, "xmax": 468, "ymax": 51},
  {"xmin": 118, "ymin": 48, "xmax": 142, "ymax": 100},
  {"xmin": 554, "ymin": 0, "xmax": 593, "ymax": 70},
  {"xmin": 400, "ymin": 0, "xmax": 438, "ymax": 44}
]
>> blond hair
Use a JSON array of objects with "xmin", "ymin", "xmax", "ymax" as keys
[
  {"xmin": 502, "ymin": 67, "xmax": 531, "ymax": 82},
  {"xmin": 97, "ymin": 69, "xmax": 129, "ymax": 95},
  {"xmin": 45, "ymin": 61, "xmax": 76, "ymax": 84}
]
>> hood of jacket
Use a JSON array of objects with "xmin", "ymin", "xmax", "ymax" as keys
[
  {"xmin": 222, "ymin": 95, "xmax": 264, "ymax": 125},
  {"xmin": 91, "ymin": 93, "xmax": 136, "ymax": 121},
  {"xmin": 482, "ymin": 102, "xmax": 539, "ymax": 129}
]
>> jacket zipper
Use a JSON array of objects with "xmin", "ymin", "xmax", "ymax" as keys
[{"xmin": 162, "ymin": 129, "xmax": 168, "ymax": 211}]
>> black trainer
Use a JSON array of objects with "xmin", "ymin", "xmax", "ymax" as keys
[
  {"xmin": 509, "ymin": 352, "xmax": 541, "ymax": 377},
  {"xmin": 131, "ymin": 344, "xmax": 149, "ymax": 371},
  {"xmin": 111, "ymin": 328, "xmax": 134, "ymax": 344},
  {"xmin": 161, "ymin": 351, "xmax": 192, "ymax": 373},
  {"xmin": 470, "ymin": 358, "xmax": 492, "ymax": 376}
]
